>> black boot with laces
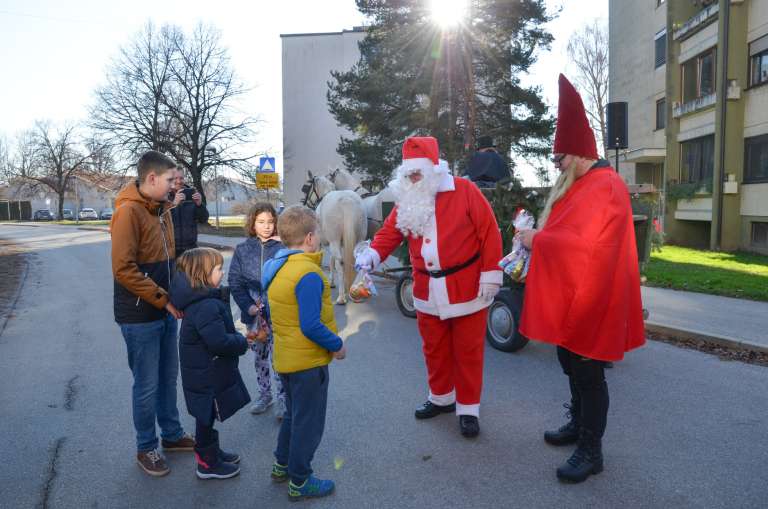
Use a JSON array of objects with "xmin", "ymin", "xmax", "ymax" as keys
[
  {"xmin": 556, "ymin": 429, "xmax": 603, "ymax": 483},
  {"xmin": 544, "ymin": 403, "xmax": 580, "ymax": 446}
]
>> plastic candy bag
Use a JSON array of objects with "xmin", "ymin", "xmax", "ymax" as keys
[
  {"xmin": 246, "ymin": 289, "xmax": 271, "ymax": 346},
  {"xmin": 499, "ymin": 209, "xmax": 535, "ymax": 282},
  {"xmin": 349, "ymin": 269, "xmax": 378, "ymax": 303}
]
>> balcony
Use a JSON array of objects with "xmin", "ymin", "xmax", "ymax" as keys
[
  {"xmin": 673, "ymin": 3, "xmax": 719, "ymax": 41},
  {"xmin": 672, "ymin": 93, "xmax": 716, "ymax": 118}
]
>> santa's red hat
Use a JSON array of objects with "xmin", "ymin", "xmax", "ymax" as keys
[
  {"xmin": 553, "ymin": 74, "xmax": 599, "ymax": 160},
  {"xmin": 399, "ymin": 136, "xmax": 449, "ymax": 175}
]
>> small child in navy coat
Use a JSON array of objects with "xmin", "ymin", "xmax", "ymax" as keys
[{"xmin": 171, "ymin": 247, "xmax": 252, "ymax": 480}]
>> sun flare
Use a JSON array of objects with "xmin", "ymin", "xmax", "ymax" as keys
[{"xmin": 429, "ymin": 0, "xmax": 468, "ymax": 29}]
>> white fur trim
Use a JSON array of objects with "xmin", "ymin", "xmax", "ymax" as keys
[
  {"xmin": 480, "ymin": 270, "xmax": 503, "ymax": 285},
  {"xmin": 429, "ymin": 389, "xmax": 456, "ymax": 406},
  {"xmin": 456, "ymin": 403, "xmax": 480, "ymax": 417},
  {"xmin": 434, "ymin": 159, "xmax": 450, "ymax": 175},
  {"xmin": 414, "ymin": 295, "xmax": 491, "ymax": 320},
  {"xmin": 437, "ymin": 172, "xmax": 455, "ymax": 192}
]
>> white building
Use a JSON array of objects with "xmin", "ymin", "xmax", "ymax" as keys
[{"xmin": 281, "ymin": 27, "xmax": 366, "ymax": 206}]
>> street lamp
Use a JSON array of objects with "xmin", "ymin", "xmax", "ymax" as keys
[{"xmin": 204, "ymin": 147, "xmax": 220, "ymax": 229}]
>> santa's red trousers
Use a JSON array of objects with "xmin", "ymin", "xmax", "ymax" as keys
[{"xmin": 416, "ymin": 308, "xmax": 488, "ymax": 417}]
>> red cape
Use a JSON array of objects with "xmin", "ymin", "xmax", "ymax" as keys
[{"xmin": 519, "ymin": 167, "xmax": 645, "ymax": 361}]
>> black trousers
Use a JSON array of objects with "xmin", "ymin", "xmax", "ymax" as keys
[
  {"xmin": 556, "ymin": 346, "xmax": 609, "ymax": 438},
  {"xmin": 195, "ymin": 404, "xmax": 217, "ymax": 450}
]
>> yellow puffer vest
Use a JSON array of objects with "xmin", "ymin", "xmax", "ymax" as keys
[{"xmin": 267, "ymin": 251, "xmax": 338, "ymax": 373}]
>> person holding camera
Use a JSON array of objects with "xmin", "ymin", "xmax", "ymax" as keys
[{"xmin": 170, "ymin": 169, "xmax": 210, "ymax": 258}]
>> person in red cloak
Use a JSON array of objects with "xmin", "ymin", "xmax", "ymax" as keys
[
  {"xmin": 355, "ymin": 136, "xmax": 502, "ymax": 438},
  {"xmin": 517, "ymin": 74, "xmax": 645, "ymax": 483}
]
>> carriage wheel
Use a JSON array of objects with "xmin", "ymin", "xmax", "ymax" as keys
[
  {"xmin": 486, "ymin": 288, "xmax": 528, "ymax": 352},
  {"xmin": 395, "ymin": 271, "xmax": 417, "ymax": 319}
]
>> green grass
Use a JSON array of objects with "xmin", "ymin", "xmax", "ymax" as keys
[{"xmin": 644, "ymin": 246, "xmax": 768, "ymax": 302}]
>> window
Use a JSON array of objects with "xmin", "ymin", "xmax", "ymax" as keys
[
  {"xmin": 680, "ymin": 135, "xmax": 715, "ymax": 184},
  {"xmin": 749, "ymin": 34, "xmax": 768, "ymax": 87},
  {"xmin": 752, "ymin": 222, "xmax": 768, "ymax": 248},
  {"xmin": 655, "ymin": 30, "xmax": 667, "ymax": 68},
  {"xmin": 745, "ymin": 134, "xmax": 768, "ymax": 182},
  {"xmin": 681, "ymin": 48, "xmax": 717, "ymax": 103},
  {"xmin": 655, "ymin": 98, "xmax": 666, "ymax": 130}
]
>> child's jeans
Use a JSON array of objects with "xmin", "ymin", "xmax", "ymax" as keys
[
  {"xmin": 252, "ymin": 335, "xmax": 285, "ymax": 404},
  {"xmin": 274, "ymin": 365, "xmax": 329, "ymax": 484},
  {"xmin": 119, "ymin": 314, "xmax": 185, "ymax": 452}
]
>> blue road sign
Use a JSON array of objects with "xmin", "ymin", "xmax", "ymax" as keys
[{"xmin": 259, "ymin": 157, "xmax": 276, "ymax": 172}]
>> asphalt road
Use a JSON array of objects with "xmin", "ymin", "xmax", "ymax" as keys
[{"xmin": 1, "ymin": 223, "xmax": 767, "ymax": 509}]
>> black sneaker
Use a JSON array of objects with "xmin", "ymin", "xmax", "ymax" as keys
[
  {"xmin": 219, "ymin": 448, "xmax": 240, "ymax": 465},
  {"xmin": 459, "ymin": 416, "xmax": 480, "ymax": 438},
  {"xmin": 414, "ymin": 401, "xmax": 456, "ymax": 419}
]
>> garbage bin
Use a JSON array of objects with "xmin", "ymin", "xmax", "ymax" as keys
[{"xmin": 633, "ymin": 214, "xmax": 652, "ymax": 271}]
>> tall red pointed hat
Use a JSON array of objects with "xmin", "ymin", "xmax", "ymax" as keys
[{"xmin": 553, "ymin": 74, "xmax": 599, "ymax": 160}]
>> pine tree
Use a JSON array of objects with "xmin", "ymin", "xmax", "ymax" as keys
[{"xmin": 328, "ymin": 0, "xmax": 555, "ymax": 184}]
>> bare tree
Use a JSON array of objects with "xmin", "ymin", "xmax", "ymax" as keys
[
  {"xmin": 6, "ymin": 122, "xmax": 107, "ymax": 218},
  {"xmin": 92, "ymin": 22, "xmax": 259, "ymax": 203},
  {"xmin": 567, "ymin": 19, "xmax": 609, "ymax": 155},
  {"xmin": 91, "ymin": 22, "xmax": 180, "ymax": 163}
]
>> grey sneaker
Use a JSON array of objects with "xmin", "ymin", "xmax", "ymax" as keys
[
  {"xmin": 250, "ymin": 395, "xmax": 274, "ymax": 415},
  {"xmin": 275, "ymin": 398, "xmax": 287, "ymax": 421}
]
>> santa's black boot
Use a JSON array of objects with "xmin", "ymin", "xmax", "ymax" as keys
[
  {"xmin": 556, "ymin": 429, "xmax": 603, "ymax": 483},
  {"xmin": 544, "ymin": 402, "xmax": 580, "ymax": 446}
]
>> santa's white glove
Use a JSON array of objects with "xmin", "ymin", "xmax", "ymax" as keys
[
  {"xmin": 478, "ymin": 283, "xmax": 501, "ymax": 302},
  {"xmin": 354, "ymin": 247, "xmax": 379, "ymax": 271}
]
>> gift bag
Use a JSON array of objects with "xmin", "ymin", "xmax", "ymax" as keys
[
  {"xmin": 349, "ymin": 269, "xmax": 378, "ymax": 303},
  {"xmin": 499, "ymin": 209, "xmax": 535, "ymax": 282},
  {"xmin": 246, "ymin": 289, "xmax": 271, "ymax": 346}
]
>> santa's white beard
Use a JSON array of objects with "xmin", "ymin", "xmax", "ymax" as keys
[{"xmin": 389, "ymin": 169, "xmax": 442, "ymax": 238}]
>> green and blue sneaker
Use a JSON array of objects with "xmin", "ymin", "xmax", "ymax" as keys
[
  {"xmin": 288, "ymin": 475, "xmax": 335, "ymax": 501},
  {"xmin": 271, "ymin": 462, "xmax": 288, "ymax": 483}
]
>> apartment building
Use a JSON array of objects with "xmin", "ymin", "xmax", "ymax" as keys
[{"xmin": 610, "ymin": 0, "xmax": 768, "ymax": 253}]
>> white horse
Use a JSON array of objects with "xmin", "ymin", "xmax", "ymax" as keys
[
  {"xmin": 309, "ymin": 173, "xmax": 368, "ymax": 305},
  {"xmin": 328, "ymin": 168, "xmax": 395, "ymax": 239}
]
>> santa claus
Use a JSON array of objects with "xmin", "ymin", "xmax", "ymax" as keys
[
  {"xmin": 355, "ymin": 136, "xmax": 502, "ymax": 438},
  {"xmin": 517, "ymin": 74, "xmax": 645, "ymax": 483}
]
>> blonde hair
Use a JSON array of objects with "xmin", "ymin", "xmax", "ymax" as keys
[
  {"xmin": 537, "ymin": 160, "xmax": 578, "ymax": 229},
  {"xmin": 176, "ymin": 247, "xmax": 224, "ymax": 288},
  {"xmin": 277, "ymin": 205, "xmax": 317, "ymax": 247}
]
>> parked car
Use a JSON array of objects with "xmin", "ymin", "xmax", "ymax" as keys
[
  {"xmin": 33, "ymin": 209, "xmax": 54, "ymax": 221},
  {"xmin": 61, "ymin": 209, "xmax": 74, "ymax": 220},
  {"xmin": 100, "ymin": 208, "xmax": 114, "ymax": 220},
  {"xmin": 78, "ymin": 208, "xmax": 98, "ymax": 220}
]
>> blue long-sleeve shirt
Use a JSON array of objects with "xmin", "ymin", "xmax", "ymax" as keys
[{"xmin": 295, "ymin": 272, "xmax": 343, "ymax": 352}]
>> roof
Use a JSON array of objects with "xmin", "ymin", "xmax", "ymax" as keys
[{"xmin": 280, "ymin": 26, "xmax": 367, "ymax": 38}]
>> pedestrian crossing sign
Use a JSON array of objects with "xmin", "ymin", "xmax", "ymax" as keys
[{"xmin": 259, "ymin": 157, "xmax": 276, "ymax": 172}]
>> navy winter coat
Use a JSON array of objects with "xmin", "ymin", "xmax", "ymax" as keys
[
  {"xmin": 170, "ymin": 185, "xmax": 210, "ymax": 257},
  {"xmin": 228, "ymin": 237, "xmax": 283, "ymax": 325},
  {"xmin": 170, "ymin": 272, "xmax": 250, "ymax": 425}
]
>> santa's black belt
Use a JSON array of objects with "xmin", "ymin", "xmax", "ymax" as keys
[{"xmin": 417, "ymin": 253, "xmax": 480, "ymax": 279}]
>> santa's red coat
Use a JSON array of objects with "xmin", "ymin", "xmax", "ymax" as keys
[
  {"xmin": 519, "ymin": 167, "xmax": 645, "ymax": 361},
  {"xmin": 371, "ymin": 175, "xmax": 503, "ymax": 319}
]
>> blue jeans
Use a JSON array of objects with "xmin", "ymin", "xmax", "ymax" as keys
[
  {"xmin": 120, "ymin": 314, "xmax": 184, "ymax": 452},
  {"xmin": 274, "ymin": 365, "xmax": 329, "ymax": 483}
]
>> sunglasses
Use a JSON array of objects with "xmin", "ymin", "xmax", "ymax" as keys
[{"xmin": 551, "ymin": 154, "xmax": 566, "ymax": 165}]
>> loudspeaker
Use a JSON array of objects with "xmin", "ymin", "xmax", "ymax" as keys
[{"xmin": 606, "ymin": 102, "xmax": 628, "ymax": 149}]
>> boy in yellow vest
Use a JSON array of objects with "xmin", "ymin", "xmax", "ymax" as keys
[{"xmin": 261, "ymin": 205, "xmax": 346, "ymax": 501}]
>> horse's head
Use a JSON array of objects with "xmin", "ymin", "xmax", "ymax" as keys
[{"xmin": 301, "ymin": 170, "xmax": 337, "ymax": 209}]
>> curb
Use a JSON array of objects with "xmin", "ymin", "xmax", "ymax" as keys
[{"xmin": 645, "ymin": 321, "xmax": 768, "ymax": 355}]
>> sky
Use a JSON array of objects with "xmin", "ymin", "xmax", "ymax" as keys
[{"xmin": 0, "ymin": 0, "xmax": 608, "ymax": 186}]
